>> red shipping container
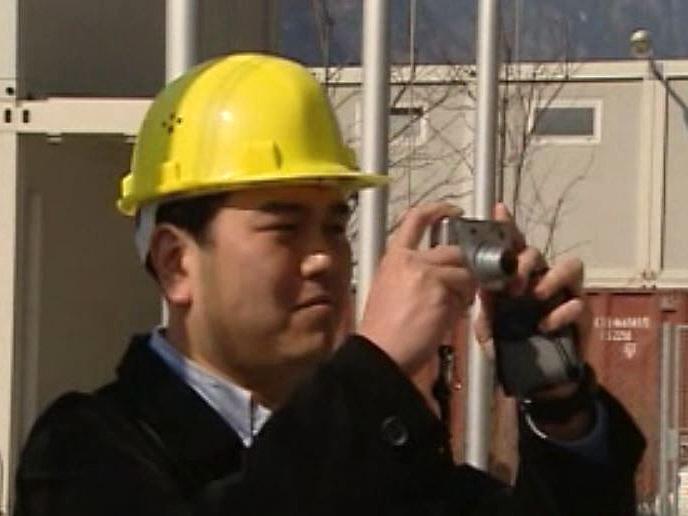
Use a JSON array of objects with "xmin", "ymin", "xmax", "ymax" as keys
[{"xmin": 447, "ymin": 289, "xmax": 688, "ymax": 506}]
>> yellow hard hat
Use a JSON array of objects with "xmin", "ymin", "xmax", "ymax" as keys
[{"xmin": 118, "ymin": 53, "xmax": 388, "ymax": 215}]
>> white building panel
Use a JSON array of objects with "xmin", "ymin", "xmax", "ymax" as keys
[
  {"xmin": 325, "ymin": 62, "xmax": 688, "ymax": 288},
  {"xmin": 662, "ymin": 78, "xmax": 688, "ymax": 287}
]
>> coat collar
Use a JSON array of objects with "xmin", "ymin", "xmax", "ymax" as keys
[
  {"xmin": 148, "ymin": 329, "xmax": 272, "ymax": 446},
  {"xmin": 112, "ymin": 334, "xmax": 245, "ymax": 488}
]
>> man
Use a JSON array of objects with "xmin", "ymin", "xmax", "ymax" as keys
[{"xmin": 14, "ymin": 53, "xmax": 644, "ymax": 515}]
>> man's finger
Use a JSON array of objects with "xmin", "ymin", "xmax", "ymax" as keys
[
  {"xmin": 510, "ymin": 246, "xmax": 548, "ymax": 296},
  {"xmin": 533, "ymin": 257, "xmax": 584, "ymax": 300},
  {"xmin": 419, "ymin": 244, "xmax": 468, "ymax": 268},
  {"xmin": 538, "ymin": 297, "xmax": 590, "ymax": 337},
  {"xmin": 389, "ymin": 203, "xmax": 462, "ymax": 250},
  {"xmin": 493, "ymin": 202, "xmax": 526, "ymax": 251},
  {"xmin": 434, "ymin": 266, "xmax": 477, "ymax": 303}
]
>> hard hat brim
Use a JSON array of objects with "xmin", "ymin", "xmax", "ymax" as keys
[{"xmin": 118, "ymin": 171, "xmax": 389, "ymax": 216}]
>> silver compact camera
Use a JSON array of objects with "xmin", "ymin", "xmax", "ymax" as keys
[{"xmin": 430, "ymin": 217, "xmax": 517, "ymax": 291}]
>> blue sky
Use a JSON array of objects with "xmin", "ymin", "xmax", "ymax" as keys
[{"xmin": 279, "ymin": 0, "xmax": 688, "ymax": 65}]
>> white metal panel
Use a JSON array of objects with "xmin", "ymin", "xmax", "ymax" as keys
[
  {"xmin": 331, "ymin": 65, "xmax": 678, "ymax": 289},
  {"xmin": 635, "ymin": 66, "xmax": 668, "ymax": 285},
  {"xmin": 15, "ymin": 137, "xmax": 160, "ymax": 421},
  {"xmin": 647, "ymin": 72, "xmax": 668, "ymax": 281},
  {"xmin": 501, "ymin": 80, "xmax": 648, "ymax": 285},
  {"xmin": 0, "ymin": 0, "xmax": 17, "ymax": 97},
  {"xmin": 0, "ymin": 0, "xmax": 18, "ymax": 511},
  {"xmin": 1, "ymin": 98, "xmax": 150, "ymax": 136},
  {"xmin": 660, "ymin": 77, "xmax": 688, "ymax": 288},
  {"xmin": 312, "ymin": 60, "xmax": 688, "ymax": 86},
  {"xmin": 0, "ymin": 132, "xmax": 18, "ymax": 514}
]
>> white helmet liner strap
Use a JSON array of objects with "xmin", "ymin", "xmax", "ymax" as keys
[{"xmin": 134, "ymin": 203, "xmax": 158, "ymax": 262}]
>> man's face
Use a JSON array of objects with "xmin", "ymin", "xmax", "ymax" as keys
[{"xmin": 189, "ymin": 185, "xmax": 352, "ymax": 401}]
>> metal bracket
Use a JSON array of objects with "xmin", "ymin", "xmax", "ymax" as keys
[
  {"xmin": 0, "ymin": 103, "xmax": 29, "ymax": 134},
  {"xmin": 0, "ymin": 101, "xmax": 17, "ymax": 133}
]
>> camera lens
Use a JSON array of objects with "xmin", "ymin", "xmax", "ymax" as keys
[
  {"xmin": 500, "ymin": 249, "xmax": 517, "ymax": 276},
  {"xmin": 473, "ymin": 245, "xmax": 517, "ymax": 290}
]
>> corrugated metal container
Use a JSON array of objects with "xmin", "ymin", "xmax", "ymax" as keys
[
  {"xmin": 448, "ymin": 289, "xmax": 688, "ymax": 506},
  {"xmin": 584, "ymin": 290, "xmax": 688, "ymax": 503}
]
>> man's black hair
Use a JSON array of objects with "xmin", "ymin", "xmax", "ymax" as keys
[{"xmin": 144, "ymin": 192, "xmax": 230, "ymax": 277}]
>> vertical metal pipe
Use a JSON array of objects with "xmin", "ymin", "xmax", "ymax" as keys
[
  {"xmin": 514, "ymin": 0, "xmax": 521, "ymax": 66},
  {"xmin": 0, "ymin": 0, "xmax": 18, "ymax": 97},
  {"xmin": 163, "ymin": 0, "xmax": 198, "ymax": 324},
  {"xmin": 659, "ymin": 322, "xmax": 674, "ymax": 515},
  {"xmin": 0, "ymin": 1, "xmax": 19, "ymax": 510},
  {"xmin": 166, "ymin": 0, "xmax": 198, "ymax": 83},
  {"xmin": 672, "ymin": 328, "xmax": 682, "ymax": 515},
  {"xmin": 464, "ymin": 0, "xmax": 501, "ymax": 470},
  {"xmin": 355, "ymin": 0, "xmax": 390, "ymax": 324}
]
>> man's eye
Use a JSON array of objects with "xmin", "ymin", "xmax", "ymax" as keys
[{"xmin": 267, "ymin": 223, "xmax": 298, "ymax": 232}]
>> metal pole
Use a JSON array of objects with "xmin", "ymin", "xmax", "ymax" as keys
[
  {"xmin": 464, "ymin": 0, "xmax": 501, "ymax": 470},
  {"xmin": 659, "ymin": 322, "xmax": 674, "ymax": 515},
  {"xmin": 166, "ymin": 0, "xmax": 198, "ymax": 83},
  {"xmin": 356, "ymin": 0, "xmax": 390, "ymax": 324},
  {"xmin": 514, "ymin": 0, "xmax": 521, "ymax": 66},
  {"xmin": 163, "ymin": 0, "xmax": 198, "ymax": 325},
  {"xmin": 672, "ymin": 327, "xmax": 681, "ymax": 515},
  {"xmin": 0, "ymin": 0, "xmax": 19, "ymax": 510}
]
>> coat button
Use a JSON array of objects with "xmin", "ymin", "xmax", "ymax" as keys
[{"xmin": 380, "ymin": 416, "xmax": 409, "ymax": 447}]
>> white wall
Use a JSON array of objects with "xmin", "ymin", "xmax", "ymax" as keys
[{"xmin": 325, "ymin": 61, "xmax": 688, "ymax": 288}]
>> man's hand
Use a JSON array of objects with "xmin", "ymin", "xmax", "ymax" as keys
[
  {"xmin": 358, "ymin": 203, "xmax": 477, "ymax": 411},
  {"xmin": 474, "ymin": 203, "xmax": 594, "ymax": 440},
  {"xmin": 474, "ymin": 203, "xmax": 590, "ymax": 350}
]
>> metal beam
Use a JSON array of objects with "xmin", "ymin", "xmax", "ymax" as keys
[
  {"xmin": 0, "ymin": 0, "xmax": 17, "ymax": 101},
  {"xmin": 635, "ymin": 61, "xmax": 667, "ymax": 285},
  {"xmin": 464, "ymin": 0, "xmax": 501, "ymax": 470},
  {"xmin": 658, "ymin": 322, "xmax": 675, "ymax": 515},
  {"xmin": 0, "ymin": 0, "xmax": 19, "ymax": 511},
  {"xmin": 0, "ymin": 131, "xmax": 17, "ymax": 515},
  {"xmin": 0, "ymin": 98, "xmax": 149, "ymax": 136},
  {"xmin": 356, "ymin": 0, "xmax": 391, "ymax": 323},
  {"xmin": 166, "ymin": 0, "xmax": 198, "ymax": 82}
]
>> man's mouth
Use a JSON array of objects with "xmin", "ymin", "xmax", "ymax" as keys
[{"xmin": 295, "ymin": 295, "xmax": 334, "ymax": 310}]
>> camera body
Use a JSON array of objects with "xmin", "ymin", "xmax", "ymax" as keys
[
  {"xmin": 430, "ymin": 216, "xmax": 582, "ymax": 398},
  {"xmin": 429, "ymin": 217, "xmax": 517, "ymax": 291}
]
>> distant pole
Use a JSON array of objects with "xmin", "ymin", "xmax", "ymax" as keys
[
  {"xmin": 356, "ymin": 0, "xmax": 390, "ymax": 323},
  {"xmin": 514, "ymin": 0, "xmax": 521, "ymax": 65},
  {"xmin": 163, "ymin": 0, "xmax": 198, "ymax": 324},
  {"xmin": 166, "ymin": 0, "xmax": 198, "ymax": 82},
  {"xmin": 464, "ymin": 0, "xmax": 501, "ymax": 470}
]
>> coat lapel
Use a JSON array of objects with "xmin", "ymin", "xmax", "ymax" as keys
[{"xmin": 112, "ymin": 335, "xmax": 246, "ymax": 490}]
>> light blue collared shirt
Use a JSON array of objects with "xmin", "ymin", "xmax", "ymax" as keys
[
  {"xmin": 149, "ymin": 329, "xmax": 609, "ymax": 461},
  {"xmin": 148, "ymin": 329, "xmax": 272, "ymax": 447}
]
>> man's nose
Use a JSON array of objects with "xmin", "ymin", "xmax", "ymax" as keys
[{"xmin": 301, "ymin": 251, "xmax": 335, "ymax": 277}]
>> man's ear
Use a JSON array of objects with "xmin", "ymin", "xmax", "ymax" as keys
[{"xmin": 148, "ymin": 224, "xmax": 196, "ymax": 305}]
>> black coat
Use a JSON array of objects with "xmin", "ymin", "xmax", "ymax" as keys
[{"xmin": 14, "ymin": 334, "xmax": 645, "ymax": 515}]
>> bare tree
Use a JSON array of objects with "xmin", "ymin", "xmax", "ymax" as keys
[{"xmin": 308, "ymin": 1, "xmax": 590, "ymax": 264}]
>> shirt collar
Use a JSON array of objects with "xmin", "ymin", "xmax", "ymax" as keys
[{"xmin": 148, "ymin": 329, "xmax": 272, "ymax": 447}]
